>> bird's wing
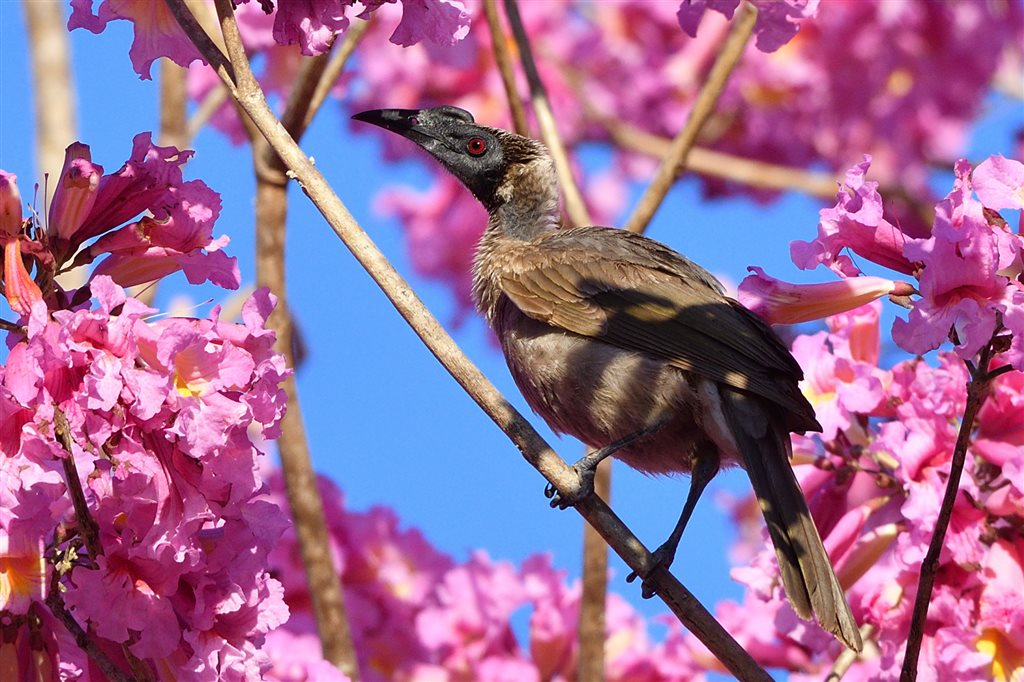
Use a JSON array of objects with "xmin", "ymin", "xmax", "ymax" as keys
[{"xmin": 494, "ymin": 227, "xmax": 819, "ymax": 430}]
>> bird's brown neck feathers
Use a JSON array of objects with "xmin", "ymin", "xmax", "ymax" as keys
[{"xmin": 471, "ymin": 145, "xmax": 560, "ymax": 321}]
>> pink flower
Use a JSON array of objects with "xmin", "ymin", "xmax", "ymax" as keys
[
  {"xmin": 974, "ymin": 155, "xmax": 1024, "ymax": 211},
  {"xmin": 892, "ymin": 159, "xmax": 1021, "ymax": 362},
  {"xmin": 676, "ymin": 0, "xmax": 819, "ymax": 53},
  {"xmin": 0, "ymin": 170, "xmax": 21, "ymax": 237},
  {"xmin": 68, "ymin": 0, "xmax": 203, "ymax": 79},
  {"xmin": 47, "ymin": 142, "xmax": 102, "ymax": 241},
  {"xmin": 791, "ymin": 156, "xmax": 916, "ymax": 276},
  {"xmin": 738, "ymin": 265, "xmax": 911, "ymax": 325},
  {"xmin": 0, "ymin": 530, "xmax": 46, "ymax": 614},
  {"xmin": 3, "ymin": 238, "xmax": 43, "ymax": 316}
]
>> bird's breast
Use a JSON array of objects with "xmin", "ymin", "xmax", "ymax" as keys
[{"xmin": 495, "ymin": 301, "xmax": 710, "ymax": 475}]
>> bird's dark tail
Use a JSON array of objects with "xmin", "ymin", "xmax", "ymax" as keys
[{"xmin": 721, "ymin": 389, "xmax": 863, "ymax": 652}]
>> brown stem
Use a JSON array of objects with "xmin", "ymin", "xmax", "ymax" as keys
[
  {"xmin": 22, "ymin": 0, "xmax": 77, "ymax": 203},
  {"xmin": 827, "ymin": 624, "xmax": 875, "ymax": 681},
  {"xmin": 53, "ymin": 407, "xmax": 102, "ymax": 562},
  {"xmin": 623, "ymin": 2, "xmax": 757, "ymax": 234},
  {"xmin": 483, "ymin": 0, "xmax": 529, "ymax": 136},
  {"xmin": 577, "ymin": 459, "xmax": 610, "ymax": 682},
  {"xmin": 600, "ymin": 117, "xmax": 839, "ymax": 199},
  {"xmin": 304, "ymin": 19, "xmax": 371, "ymax": 133},
  {"xmin": 168, "ymin": 2, "xmax": 772, "ymax": 677},
  {"xmin": 503, "ymin": 0, "xmax": 592, "ymax": 227},
  {"xmin": 44, "ymin": 590, "xmax": 133, "ymax": 682},
  {"xmin": 899, "ymin": 341, "xmax": 1000, "ymax": 680},
  {"xmin": 159, "ymin": 60, "xmax": 189, "ymax": 150}
]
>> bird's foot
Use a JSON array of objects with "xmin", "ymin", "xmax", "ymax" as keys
[
  {"xmin": 626, "ymin": 542, "xmax": 677, "ymax": 599},
  {"xmin": 543, "ymin": 460, "xmax": 597, "ymax": 510}
]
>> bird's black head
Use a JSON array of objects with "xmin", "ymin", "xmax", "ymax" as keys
[{"xmin": 353, "ymin": 106, "xmax": 544, "ymax": 212}]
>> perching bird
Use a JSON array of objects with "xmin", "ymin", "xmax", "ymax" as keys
[{"xmin": 353, "ymin": 105, "xmax": 863, "ymax": 651}]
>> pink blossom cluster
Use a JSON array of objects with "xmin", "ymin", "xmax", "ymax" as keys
[
  {"xmin": 723, "ymin": 157, "xmax": 1024, "ymax": 679},
  {"xmin": 260, "ymin": 469, "xmax": 707, "ymax": 682},
  {"xmin": 0, "ymin": 139, "xmax": 290, "ymax": 679},
  {"xmin": 68, "ymin": 0, "xmax": 472, "ymax": 80}
]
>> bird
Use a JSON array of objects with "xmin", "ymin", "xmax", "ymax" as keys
[{"xmin": 353, "ymin": 105, "xmax": 863, "ymax": 652}]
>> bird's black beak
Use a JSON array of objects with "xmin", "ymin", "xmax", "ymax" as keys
[{"xmin": 352, "ymin": 108, "xmax": 441, "ymax": 149}]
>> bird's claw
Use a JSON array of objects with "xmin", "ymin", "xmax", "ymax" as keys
[
  {"xmin": 543, "ymin": 462, "xmax": 597, "ymax": 510},
  {"xmin": 626, "ymin": 544, "xmax": 677, "ymax": 599}
]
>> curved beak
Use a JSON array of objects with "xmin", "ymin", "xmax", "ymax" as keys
[{"xmin": 351, "ymin": 108, "xmax": 422, "ymax": 137}]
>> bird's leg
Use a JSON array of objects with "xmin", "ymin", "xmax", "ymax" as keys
[
  {"xmin": 626, "ymin": 451, "xmax": 720, "ymax": 598},
  {"xmin": 545, "ymin": 420, "xmax": 667, "ymax": 510}
]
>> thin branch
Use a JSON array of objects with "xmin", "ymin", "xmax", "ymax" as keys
[
  {"xmin": 187, "ymin": 84, "xmax": 230, "ymax": 143},
  {"xmin": 899, "ymin": 340, "xmax": 1001, "ymax": 681},
  {"xmin": 170, "ymin": 2, "xmax": 771, "ymax": 677},
  {"xmin": 503, "ymin": 0, "xmax": 592, "ymax": 227},
  {"xmin": 623, "ymin": 2, "xmax": 757, "ymax": 234},
  {"xmin": 827, "ymin": 624, "xmax": 875, "ymax": 681},
  {"xmin": 45, "ymin": 589, "xmax": 133, "ymax": 682},
  {"xmin": 159, "ymin": 59, "xmax": 189, "ymax": 150},
  {"xmin": 600, "ymin": 116, "xmax": 839, "ymax": 199},
  {"xmin": 483, "ymin": 0, "xmax": 529, "ymax": 136},
  {"xmin": 577, "ymin": 459, "xmax": 610, "ymax": 682},
  {"xmin": 53, "ymin": 407, "xmax": 102, "ymax": 562},
  {"xmin": 0, "ymin": 318, "xmax": 24, "ymax": 334},
  {"xmin": 304, "ymin": 18, "xmax": 371, "ymax": 134}
]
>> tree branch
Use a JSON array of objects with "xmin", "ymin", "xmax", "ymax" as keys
[
  {"xmin": 623, "ymin": 2, "xmax": 757, "ymax": 234},
  {"xmin": 503, "ymin": 0, "xmax": 592, "ymax": 227},
  {"xmin": 483, "ymin": 0, "xmax": 529, "ymax": 136},
  {"xmin": 899, "ymin": 340, "xmax": 1002, "ymax": 681},
  {"xmin": 53, "ymin": 407, "xmax": 102, "ymax": 562},
  {"xmin": 169, "ymin": 1, "xmax": 771, "ymax": 677}
]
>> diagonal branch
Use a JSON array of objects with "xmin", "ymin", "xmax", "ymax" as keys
[
  {"xmin": 503, "ymin": 0, "xmax": 592, "ymax": 228},
  {"xmin": 171, "ymin": 1, "xmax": 772, "ymax": 678},
  {"xmin": 623, "ymin": 2, "xmax": 757, "ymax": 234}
]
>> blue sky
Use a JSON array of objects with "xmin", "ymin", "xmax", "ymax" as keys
[{"xmin": 1, "ymin": 4, "xmax": 1020, "ymax": 641}]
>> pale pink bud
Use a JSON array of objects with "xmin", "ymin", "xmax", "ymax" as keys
[
  {"xmin": 48, "ymin": 142, "xmax": 102, "ymax": 242},
  {"xmin": 739, "ymin": 266, "xmax": 914, "ymax": 325},
  {"xmin": 0, "ymin": 171, "xmax": 21, "ymax": 237},
  {"xmin": 3, "ymin": 238, "xmax": 43, "ymax": 316}
]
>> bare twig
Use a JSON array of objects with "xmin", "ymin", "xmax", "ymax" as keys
[
  {"xmin": 187, "ymin": 84, "xmax": 230, "ymax": 142},
  {"xmin": 503, "ymin": 0, "xmax": 592, "ymax": 227},
  {"xmin": 44, "ymin": 589, "xmax": 133, "ymax": 682},
  {"xmin": 900, "ymin": 340, "xmax": 1002, "ymax": 681},
  {"xmin": 22, "ymin": 0, "xmax": 77, "ymax": 202},
  {"xmin": 483, "ymin": 0, "xmax": 529, "ymax": 135},
  {"xmin": 827, "ymin": 624, "xmax": 875, "ymax": 681},
  {"xmin": 623, "ymin": 2, "xmax": 757, "ymax": 233},
  {"xmin": 169, "ymin": 2, "xmax": 771, "ymax": 677},
  {"xmin": 577, "ymin": 459, "xmax": 610, "ymax": 682},
  {"xmin": 601, "ymin": 117, "xmax": 839, "ymax": 199},
  {"xmin": 53, "ymin": 407, "xmax": 102, "ymax": 562},
  {"xmin": 304, "ymin": 19, "xmax": 371, "ymax": 133},
  {"xmin": 0, "ymin": 318, "xmax": 24, "ymax": 334},
  {"xmin": 159, "ymin": 59, "xmax": 189, "ymax": 150}
]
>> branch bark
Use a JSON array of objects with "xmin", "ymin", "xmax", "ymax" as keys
[
  {"xmin": 623, "ymin": 2, "xmax": 757, "ymax": 234},
  {"xmin": 899, "ymin": 340, "xmax": 1003, "ymax": 681},
  {"xmin": 482, "ymin": 0, "xmax": 529, "ymax": 136},
  {"xmin": 170, "ymin": 1, "xmax": 773, "ymax": 677}
]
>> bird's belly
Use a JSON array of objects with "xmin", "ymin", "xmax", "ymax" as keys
[{"xmin": 499, "ymin": 317, "xmax": 708, "ymax": 475}]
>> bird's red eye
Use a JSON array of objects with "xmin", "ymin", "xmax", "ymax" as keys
[{"xmin": 466, "ymin": 137, "xmax": 487, "ymax": 156}]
